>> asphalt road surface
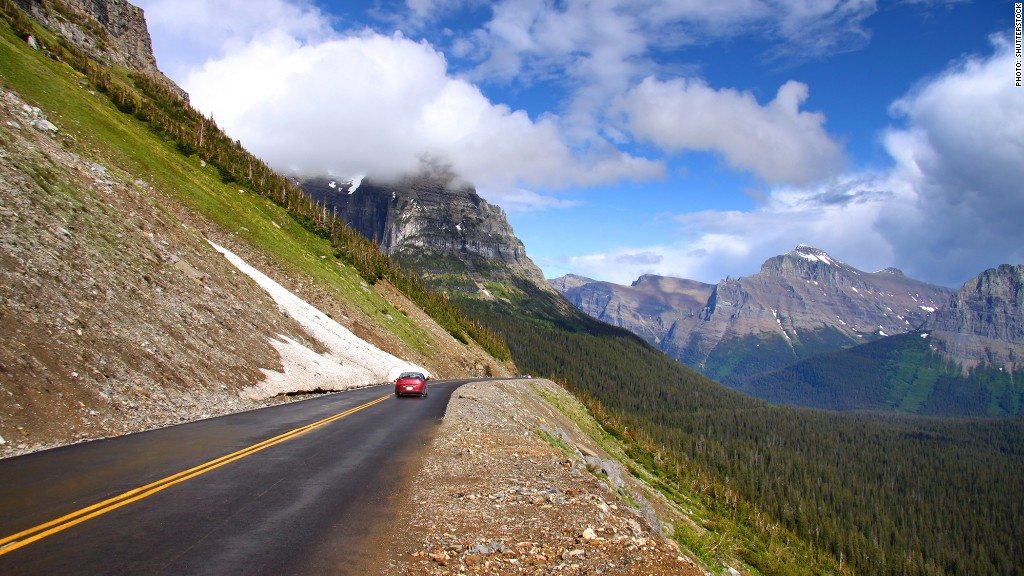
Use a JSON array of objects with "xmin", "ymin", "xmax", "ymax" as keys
[{"xmin": 0, "ymin": 379, "xmax": 475, "ymax": 575}]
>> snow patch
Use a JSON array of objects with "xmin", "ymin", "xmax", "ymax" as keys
[
  {"xmin": 792, "ymin": 247, "xmax": 836, "ymax": 266},
  {"xmin": 347, "ymin": 174, "xmax": 365, "ymax": 194},
  {"xmin": 208, "ymin": 241, "xmax": 428, "ymax": 400}
]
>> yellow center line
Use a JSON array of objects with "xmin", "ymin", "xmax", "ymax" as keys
[{"xmin": 0, "ymin": 393, "xmax": 392, "ymax": 556}]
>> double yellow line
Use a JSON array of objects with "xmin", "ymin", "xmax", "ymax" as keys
[{"xmin": 0, "ymin": 393, "xmax": 391, "ymax": 557}]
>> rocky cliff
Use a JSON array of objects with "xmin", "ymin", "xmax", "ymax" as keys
[
  {"xmin": 553, "ymin": 245, "xmax": 954, "ymax": 382},
  {"xmin": 554, "ymin": 274, "xmax": 714, "ymax": 346},
  {"xmin": 926, "ymin": 264, "xmax": 1024, "ymax": 369},
  {"xmin": 300, "ymin": 174, "xmax": 561, "ymax": 301},
  {"xmin": 14, "ymin": 0, "xmax": 184, "ymax": 98}
]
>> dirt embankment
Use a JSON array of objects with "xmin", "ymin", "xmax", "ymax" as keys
[{"xmin": 376, "ymin": 378, "xmax": 706, "ymax": 576}]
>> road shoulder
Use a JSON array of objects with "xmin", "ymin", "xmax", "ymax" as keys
[{"xmin": 375, "ymin": 378, "xmax": 704, "ymax": 575}]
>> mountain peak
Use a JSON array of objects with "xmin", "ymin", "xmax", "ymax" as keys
[
  {"xmin": 631, "ymin": 273, "xmax": 659, "ymax": 287},
  {"xmin": 758, "ymin": 245, "xmax": 845, "ymax": 281},
  {"xmin": 789, "ymin": 244, "xmax": 837, "ymax": 265}
]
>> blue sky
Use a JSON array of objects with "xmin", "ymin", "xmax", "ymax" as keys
[{"xmin": 135, "ymin": 0, "xmax": 1022, "ymax": 287}]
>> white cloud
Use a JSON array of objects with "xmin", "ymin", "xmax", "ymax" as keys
[
  {"xmin": 138, "ymin": 0, "xmax": 867, "ymax": 208},
  {"xmin": 565, "ymin": 36, "xmax": 1023, "ymax": 287},
  {"xmin": 875, "ymin": 34, "xmax": 1024, "ymax": 284},
  {"xmin": 181, "ymin": 28, "xmax": 662, "ymax": 193},
  {"xmin": 135, "ymin": 0, "xmax": 331, "ymax": 79},
  {"xmin": 561, "ymin": 173, "xmax": 895, "ymax": 284},
  {"xmin": 613, "ymin": 77, "xmax": 846, "ymax": 184},
  {"xmin": 452, "ymin": 0, "xmax": 858, "ymax": 181}
]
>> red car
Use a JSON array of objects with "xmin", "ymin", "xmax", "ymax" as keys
[{"xmin": 394, "ymin": 372, "xmax": 428, "ymax": 397}]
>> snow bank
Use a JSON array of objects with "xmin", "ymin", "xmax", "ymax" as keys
[{"xmin": 208, "ymin": 241, "xmax": 430, "ymax": 399}]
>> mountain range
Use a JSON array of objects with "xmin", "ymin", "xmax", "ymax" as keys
[{"xmin": 551, "ymin": 246, "xmax": 1024, "ymax": 415}]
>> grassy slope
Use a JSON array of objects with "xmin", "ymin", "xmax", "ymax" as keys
[{"xmin": 0, "ymin": 22, "xmax": 437, "ymax": 356}]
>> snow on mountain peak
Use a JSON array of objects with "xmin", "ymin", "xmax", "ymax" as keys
[{"xmin": 791, "ymin": 245, "xmax": 836, "ymax": 266}]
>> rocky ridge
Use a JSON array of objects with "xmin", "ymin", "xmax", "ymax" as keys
[
  {"xmin": 926, "ymin": 264, "xmax": 1024, "ymax": 369},
  {"xmin": 300, "ymin": 174, "xmax": 561, "ymax": 301},
  {"xmin": 554, "ymin": 274, "xmax": 714, "ymax": 347},
  {"xmin": 13, "ymin": 0, "xmax": 185, "ymax": 98},
  {"xmin": 552, "ymin": 245, "xmax": 953, "ymax": 381}
]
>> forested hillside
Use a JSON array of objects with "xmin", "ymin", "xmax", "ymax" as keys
[
  {"xmin": 460, "ymin": 282, "xmax": 1024, "ymax": 575},
  {"xmin": 736, "ymin": 332, "xmax": 1024, "ymax": 416}
]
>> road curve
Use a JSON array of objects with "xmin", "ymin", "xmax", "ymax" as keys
[{"xmin": 0, "ymin": 379, "xmax": 476, "ymax": 575}]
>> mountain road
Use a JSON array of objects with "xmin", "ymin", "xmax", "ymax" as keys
[{"xmin": 0, "ymin": 379, "xmax": 476, "ymax": 575}]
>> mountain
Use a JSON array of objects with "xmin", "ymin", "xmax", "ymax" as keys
[
  {"xmin": 926, "ymin": 264, "xmax": 1024, "ymax": 369},
  {"xmin": 736, "ymin": 265, "xmax": 1024, "ymax": 416},
  {"xmin": 552, "ymin": 244, "xmax": 953, "ymax": 383},
  {"xmin": 299, "ymin": 174, "xmax": 564, "ymax": 304},
  {"xmin": 12, "ymin": 0, "xmax": 184, "ymax": 98},
  {"xmin": 553, "ymin": 273, "xmax": 715, "ymax": 347}
]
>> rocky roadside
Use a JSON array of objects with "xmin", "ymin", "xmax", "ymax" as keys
[{"xmin": 375, "ymin": 379, "xmax": 705, "ymax": 576}]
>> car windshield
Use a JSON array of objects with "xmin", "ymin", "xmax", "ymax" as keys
[{"xmin": 398, "ymin": 373, "xmax": 423, "ymax": 379}]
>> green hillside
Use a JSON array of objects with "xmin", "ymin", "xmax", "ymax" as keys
[
  {"xmin": 0, "ymin": 2, "xmax": 507, "ymax": 363},
  {"xmin": 736, "ymin": 332, "xmax": 1024, "ymax": 417}
]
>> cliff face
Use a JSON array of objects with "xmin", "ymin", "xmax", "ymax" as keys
[
  {"xmin": 300, "ymin": 175, "xmax": 559, "ymax": 299},
  {"xmin": 16, "ymin": 0, "xmax": 184, "ymax": 98},
  {"xmin": 926, "ymin": 264, "xmax": 1024, "ymax": 369},
  {"xmin": 554, "ymin": 274, "xmax": 714, "ymax": 346}
]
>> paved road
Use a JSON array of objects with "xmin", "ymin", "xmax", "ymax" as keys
[{"xmin": 0, "ymin": 379, "xmax": 474, "ymax": 575}]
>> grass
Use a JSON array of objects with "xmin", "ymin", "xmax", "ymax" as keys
[
  {"xmin": 531, "ymin": 381, "xmax": 840, "ymax": 576},
  {"xmin": 0, "ymin": 20, "xmax": 440, "ymax": 358}
]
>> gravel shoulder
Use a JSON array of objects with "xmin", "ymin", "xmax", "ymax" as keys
[{"xmin": 375, "ymin": 378, "xmax": 705, "ymax": 575}]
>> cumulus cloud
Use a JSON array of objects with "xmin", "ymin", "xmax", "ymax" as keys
[
  {"xmin": 136, "ymin": 0, "xmax": 331, "ymax": 79},
  {"xmin": 613, "ymin": 77, "xmax": 846, "ymax": 184},
  {"xmin": 565, "ymin": 36, "xmax": 1023, "ymax": 287},
  {"xmin": 137, "ymin": 0, "xmax": 870, "ymax": 210},
  {"xmin": 176, "ymin": 22, "xmax": 662, "ymax": 198},
  {"xmin": 460, "ymin": 0, "xmax": 873, "ymax": 132},
  {"xmin": 875, "ymin": 34, "xmax": 1024, "ymax": 284}
]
